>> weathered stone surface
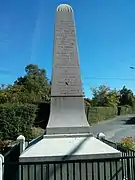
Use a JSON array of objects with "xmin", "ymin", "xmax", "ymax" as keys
[
  {"xmin": 46, "ymin": 4, "xmax": 90, "ymax": 134},
  {"xmin": 51, "ymin": 5, "xmax": 83, "ymax": 97}
]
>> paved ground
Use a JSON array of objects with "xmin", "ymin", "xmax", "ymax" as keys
[{"xmin": 89, "ymin": 115, "xmax": 135, "ymax": 142}]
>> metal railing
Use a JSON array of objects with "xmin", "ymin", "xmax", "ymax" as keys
[
  {"xmin": 4, "ymin": 143, "xmax": 20, "ymax": 180},
  {"xmin": 3, "ymin": 155, "xmax": 135, "ymax": 180},
  {"xmin": 26, "ymin": 135, "xmax": 43, "ymax": 149},
  {"xmin": 101, "ymin": 138, "xmax": 135, "ymax": 156}
]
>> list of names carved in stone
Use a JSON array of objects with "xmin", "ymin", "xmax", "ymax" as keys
[{"xmin": 52, "ymin": 20, "xmax": 82, "ymax": 96}]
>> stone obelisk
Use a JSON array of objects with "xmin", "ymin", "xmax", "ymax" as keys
[
  {"xmin": 46, "ymin": 4, "xmax": 90, "ymax": 134},
  {"xmin": 19, "ymin": 6, "xmax": 121, "ymax": 179}
]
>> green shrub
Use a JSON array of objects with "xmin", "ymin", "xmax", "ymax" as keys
[
  {"xmin": 86, "ymin": 106, "xmax": 117, "ymax": 124},
  {"xmin": 0, "ymin": 103, "xmax": 37, "ymax": 140}
]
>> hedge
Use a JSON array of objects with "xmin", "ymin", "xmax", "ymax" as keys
[
  {"xmin": 0, "ymin": 103, "xmax": 37, "ymax": 140},
  {"xmin": 86, "ymin": 105, "xmax": 135, "ymax": 124},
  {"xmin": 117, "ymin": 105, "xmax": 133, "ymax": 115},
  {"xmin": 86, "ymin": 106, "xmax": 118, "ymax": 124}
]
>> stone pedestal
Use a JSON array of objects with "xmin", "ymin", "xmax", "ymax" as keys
[
  {"xmin": 20, "ymin": 134, "xmax": 121, "ymax": 180},
  {"xmin": 47, "ymin": 97, "xmax": 90, "ymax": 134},
  {"xmin": 19, "ymin": 4, "xmax": 122, "ymax": 180}
]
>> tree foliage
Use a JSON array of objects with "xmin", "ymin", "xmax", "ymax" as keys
[
  {"xmin": 91, "ymin": 85, "xmax": 135, "ymax": 107},
  {"xmin": 119, "ymin": 86, "xmax": 135, "ymax": 107},
  {"xmin": 0, "ymin": 65, "xmax": 135, "ymax": 108},
  {"xmin": 91, "ymin": 85, "xmax": 119, "ymax": 107},
  {"xmin": 0, "ymin": 64, "xmax": 51, "ymax": 104}
]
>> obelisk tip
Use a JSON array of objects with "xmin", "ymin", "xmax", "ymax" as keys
[{"xmin": 57, "ymin": 4, "xmax": 73, "ymax": 12}]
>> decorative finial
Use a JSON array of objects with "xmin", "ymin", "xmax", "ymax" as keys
[{"xmin": 57, "ymin": 4, "xmax": 73, "ymax": 12}]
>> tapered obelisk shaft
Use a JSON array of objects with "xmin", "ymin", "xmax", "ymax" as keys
[{"xmin": 46, "ymin": 4, "xmax": 90, "ymax": 134}]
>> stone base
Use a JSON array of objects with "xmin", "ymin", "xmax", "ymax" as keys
[
  {"xmin": 20, "ymin": 133, "xmax": 120, "ymax": 162},
  {"xmin": 19, "ymin": 134, "xmax": 121, "ymax": 180},
  {"xmin": 45, "ymin": 126, "xmax": 92, "ymax": 135},
  {"xmin": 47, "ymin": 97, "xmax": 90, "ymax": 135}
]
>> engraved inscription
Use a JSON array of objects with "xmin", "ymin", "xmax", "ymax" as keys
[
  {"xmin": 52, "ymin": 19, "xmax": 83, "ymax": 96},
  {"xmin": 55, "ymin": 20, "xmax": 77, "ymax": 67}
]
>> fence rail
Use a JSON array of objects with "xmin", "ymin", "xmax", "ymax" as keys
[
  {"xmin": 3, "ymin": 156, "xmax": 135, "ymax": 180},
  {"xmin": 101, "ymin": 138, "xmax": 135, "ymax": 155}
]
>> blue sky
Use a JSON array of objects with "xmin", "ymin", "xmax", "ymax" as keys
[{"xmin": 1, "ymin": 0, "xmax": 135, "ymax": 97}]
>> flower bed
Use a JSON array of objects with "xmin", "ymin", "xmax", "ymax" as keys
[{"xmin": 120, "ymin": 137, "xmax": 135, "ymax": 150}]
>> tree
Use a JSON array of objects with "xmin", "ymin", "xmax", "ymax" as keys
[
  {"xmin": 14, "ymin": 64, "xmax": 51, "ymax": 103},
  {"xmin": 91, "ymin": 85, "xmax": 119, "ymax": 107},
  {"xmin": 0, "ymin": 84, "xmax": 27, "ymax": 104},
  {"xmin": 0, "ymin": 64, "xmax": 51, "ymax": 104},
  {"xmin": 119, "ymin": 86, "xmax": 135, "ymax": 107},
  {"xmin": 0, "ymin": 87, "xmax": 8, "ymax": 104}
]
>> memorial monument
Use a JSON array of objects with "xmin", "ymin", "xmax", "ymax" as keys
[
  {"xmin": 19, "ymin": 4, "xmax": 121, "ymax": 180},
  {"xmin": 46, "ymin": 4, "xmax": 90, "ymax": 134}
]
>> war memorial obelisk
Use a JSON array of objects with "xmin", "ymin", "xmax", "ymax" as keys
[
  {"xmin": 19, "ymin": 4, "xmax": 121, "ymax": 180},
  {"xmin": 46, "ymin": 4, "xmax": 90, "ymax": 134}
]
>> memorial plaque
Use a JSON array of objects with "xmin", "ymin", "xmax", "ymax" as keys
[{"xmin": 51, "ymin": 9, "xmax": 83, "ymax": 97}]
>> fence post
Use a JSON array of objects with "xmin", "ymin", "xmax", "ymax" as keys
[
  {"xmin": 127, "ymin": 158, "xmax": 131, "ymax": 180},
  {"xmin": 17, "ymin": 135, "xmax": 25, "ymax": 154},
  {"xmin": 0, "ymin": 154, "xmax": 4, "ymax": 180},
  {"xmin": 97, "ymin": 132, "xmax": 106, "ymax": 140}
]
